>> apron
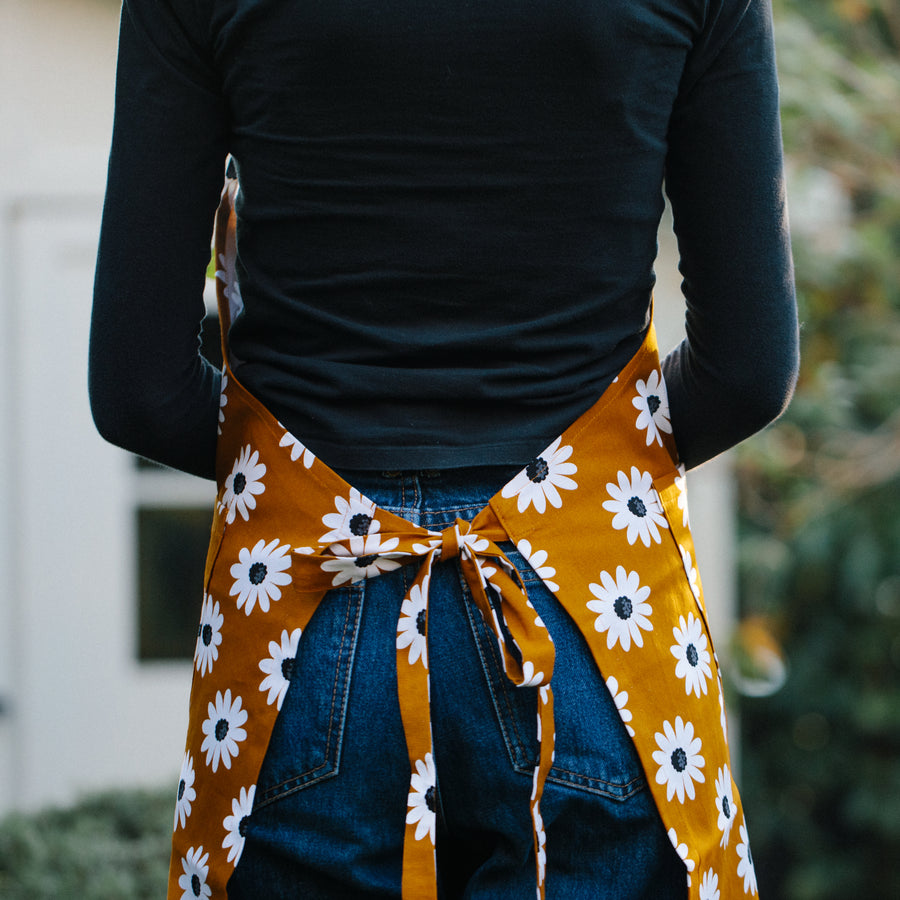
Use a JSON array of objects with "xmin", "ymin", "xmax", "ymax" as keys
[{"xmin": 168, "ymin": 177, "xmax": 758, "ymax": 900}]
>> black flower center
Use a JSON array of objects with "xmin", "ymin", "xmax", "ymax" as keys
[
  {"xmin": 721, "ymin": 796, "xmax": 731, "ymax": 819},
  {"xmin": 281, "ymin": 657, "xmax": 295, "ymax": 682},
  {"xmin": 238, "ymin": 815, "xmax": 250, "ymax": 838},
  {"xmin": 177, "ymin": 779, "xmax": 186, "ymax": 801},
  {"xmin": 248, "ymin": 562, "xmax": 267, "ymax": 585},
  {"xmin": 233, "ymin": 472, "xmax": 247, "ymax": 495},
  {"xmin": 355, "ymin": 554, "xmax": 378, "ymax": 568},
  {"xmin": 647, "ymin": 394, "xmax": 661, "ymax": 415},
  {"xmin": 614, "ymin": 595, "xmax": 633, "ymax": 620},
  {"xmin": 349, "ymin": 513, "xmax": 373, "ymax": 536},
  {"xmin": 191, "ymin": 874, "xmax": 202, "ymax": 897},
  {"xmin": 686, "ymin": 643, "xmax": 699, "ymax": 667},
  {"xmin": 425, "ymin": 785, "xmax": 436, "ymax": 813},
  {"xmin": 416, "ymin": 609, "xmax": 427, "ymax": 636},
  {"xmin": 526, "ymin": 457, "xmax": 550, "ymax": 483},
  {"xmin": 201, "ymin": 624, "xmax": 213, "ymax": 647},
  {"xmin": 671, "ymin": 747, "xmax": 688, "ymax": 772},
  {"xmin": 215, "ymin": 718, "xmax": 230, "ymax": 742},
  {"xmin": 627, "ymin": 496, "xmax": 647, "ymax": 518}
]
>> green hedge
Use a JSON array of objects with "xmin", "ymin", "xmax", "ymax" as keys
[
  {"xmin": 738, "ymin": 3, "xmax": 900, "ymax": 897},
  {"xmin": 0, "ymin": 788, "xmax": 172, "ymax": 900}
]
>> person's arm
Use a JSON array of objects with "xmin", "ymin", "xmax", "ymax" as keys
[
  {"xmin": 662, "ymin": 0, "xmax": 799, "ymax": 470},
  {"xmin": 90, "ymin": 0, "xmax": 228, "ymax": 479}
]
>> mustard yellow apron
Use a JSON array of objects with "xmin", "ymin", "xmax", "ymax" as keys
[{"xmin": 168, "ymin": 178, "xmax": 757, "ymax": 900}]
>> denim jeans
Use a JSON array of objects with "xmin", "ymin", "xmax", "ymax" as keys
[{"xmin": 228, "ymin": 466, "xmax": 685, "ymax": 899}]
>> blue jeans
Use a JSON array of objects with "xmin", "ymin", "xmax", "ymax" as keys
[{"xmin": 228, "ymin": 467, "xmax": 685, "ymax": 899}]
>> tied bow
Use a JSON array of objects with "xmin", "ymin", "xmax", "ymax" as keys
[{"xmin": 295, "ymin": 509, "xmax": 557, "ymax": 900}]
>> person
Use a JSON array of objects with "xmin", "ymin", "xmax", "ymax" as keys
[{"xmin": 90, "ymin": 0, "xmax": 798, "ymax": 898}]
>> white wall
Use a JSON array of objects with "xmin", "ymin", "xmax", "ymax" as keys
[
  {"xmin": 0, "ymin": 0, "xmax": 201, "ymax": 814},
  {"xmin": 0, "ymin": 0, "xmax": 735, "ymax": 816}
]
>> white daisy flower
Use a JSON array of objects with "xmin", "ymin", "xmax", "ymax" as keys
[
  {"xmin": 587, "ymin": 566, "xmax": 653, "ymax": 651},
  {"xmin": 679, "ymin": 544, "xmax": 702, "ymax": 602},
  {"xmin": 411, "ymin": 535, "xmax": 441, "ymax": 555},
  {"xmin": 222, "ymin": 784, "xmax": 256, "ymax": 866},
  {"xmin": 217, "ymin": 372, "xmax": 228, "ymax": 436},
  {"xmin": 667, "ymin": 827, "xmax": 696, "ymax": 887},
  {"xmin": 174, "ymin": 751, "xmax": 196, "ymax": 831},
  {"xmin": 605, "ymin": 675, "xmax": 635, "ymax": 737},
  {"xmin": 406, "ymin": 752, "xmax": 437, "ymax": 845},
  {"xmin": 320, "ymin": 533, "xmax": 403, "ymax": 586},
  {"xmin": 230, "ymin": 538, "xmax": 293, "ymax": 614},
  {"xmin": 397, "ymin": 577, "xmax": 429, "ymax": 668},
  {"xmin": 633, "ymin": 369, "xmax": 672, "ymax": 447},
  {"xmin": 222, "ymin": 445, "xmax": 266, "ymax": 525},
  {"xmin": 516, "ymin": 539, "xmax": 559, "ymax": 593},
  {"xmin": 501, "ymin": 437, "xmax": 578, "ymax": 514},
  {"xmin": 278, "ymin": 429, "xmax": 316, "ymax": 468},
  {"xmin": 474, "ymin": 558, "xmax": 500, "ymax": 592},
  {"xmin": 715, "ymin": 765, "xmax": 736, "ymax": 848},
  {"xmin": 200, "ymin": 689, "xmax": 248, "ymax": 772},
  {"xmin": 258, "ymin": 628, "xmax": 302, "ymax": 710},
  {"xmin": 652, "ymin": 716, "xmax": 705, "ymax": 803},
  {"xmin": 520, "ymin": 660, "xmax": 545, "ymax": 687},
  {"xmin": 675, "ymin": 464, "xmax": 690, "ymax": 528},
  {"xmin": 533, "ymin": 800, "xmax": 547, "ymax": 884},
  {"xmin": 319, "ymin": 488, "xmax": 379, "ymax": 543},
  {"xmin": 524, "ymin": 597, "xmax": 548, "ymax": 630},
  {"xmin": 456, "ymin": 530, "xmax": 491, "ymax": 557},
  {"xmin": 718, "ymin": 676, "xmax": 729, "ymax": 742},
  {"xmin": 671, "ymin": 612, "xmax": 712, "ymax": 697},
  {"xmin": 216, "ymin": 249, "xmax": 244, "ymax": 322},
  {"xmin": 178, "ymin": 845, "xmax": 211, "ymax": 900},
  {"xmin": 699, "ymin": 868, "xmax": 720, "ymax": 900},
  {"xmin": 736, "ymin": 822, "xmax": 758, "ymax": 895},
  {"xmin": 602, "ymin": 467, "xmax": 667, "ymax": 547},
  {"xmin": 195, "ymin": 594, "xmax": 224, "ymax": 677}
]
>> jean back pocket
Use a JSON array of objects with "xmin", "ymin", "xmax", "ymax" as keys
[
  {"xmin": 466, "ymin": 547, "xmax": 647, "ymax": 800},
  {"xmin": 252, "ymin": 583, "xmax": 365, "ymax": 808}
]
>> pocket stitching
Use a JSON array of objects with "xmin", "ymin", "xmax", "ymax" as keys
[
  {"xmin": 254, "ymin": 583, "xmax": 364, "ymax": 808},
  {"xmin": 462, "ymin": 556, "xmax": 648, "ymax": 800}
]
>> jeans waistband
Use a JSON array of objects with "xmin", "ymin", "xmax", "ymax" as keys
[{"xmin": 330, "ymin": 464, "xmax": 524, "ymax": 528}]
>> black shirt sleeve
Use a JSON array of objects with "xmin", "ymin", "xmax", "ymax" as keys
[
  {"xmin": 89, "ymin": 0, "xmax": 227, "ymax": 479},
  {"xmin": 662, "ymin": 0, "xmax": 799, "ymax": 469},
  {"xmin": 90, "ymin": 0, "xmax": 798, "ymax": 477}
]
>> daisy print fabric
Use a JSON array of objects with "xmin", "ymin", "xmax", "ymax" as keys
[
  {"xmin": 603, "ymin": 466, "xmax": 667, "ymax": 547},
  {"xmin": 168, "ymin": 179, "xmax": 757, "ymax": 900},
  {"xmin": 501, "ymin": 437, "xmax": 577, "ymax": 514},
  {"xmin": 194, "ymin": 595, "xmax": 223, "ymax": 677},
  {"xmin": 222, "ymin": 445, "xmax": 266, "ymax": 524},
  {"xmin": 633, "ymin": 368, "xmax": 672, "ymax": 447},
  {"xmin": 587, "ymin": 566, "xmax": 654, "ymax": 651},
  {"xmin": 487, "ymin": 321, "xmax": 759, "ymax": 897},
  {"xmin": 229, "ymin": 538, "xmax": 293, "ymax": 614},
  {"xmin": 671, "ymin": 612, "xmax": 713, "ymax": 697},
  {"xmin": 258, "ymin": 628, "xmax": 302, "ymax": 710},
  {"xmin": 278, "ymin": 428, "xmax": 316, "ymax": 468}
]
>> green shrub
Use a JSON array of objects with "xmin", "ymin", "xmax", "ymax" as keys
[
  {"xmin": 738, "ymin": 3, "xmax": 900, "ymax": 897},
  {"xmin": 0, "ymin": 788, "xmax": 172, "ymax": 900}
]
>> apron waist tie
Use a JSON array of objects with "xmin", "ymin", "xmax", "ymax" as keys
[{"xmin": 295, "ymin": 510, "xmax": 556, "ymax": 900}]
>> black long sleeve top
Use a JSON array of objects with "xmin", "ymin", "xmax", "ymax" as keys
[{"xmin": 90, "ymin": 0, "xmax": 798, "ymax": 480}]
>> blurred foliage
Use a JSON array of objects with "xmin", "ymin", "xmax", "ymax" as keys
[
  {"xmin": 736, "ymin": 1, "xmax": 900, "ymax": 897},
  {"xmin": 0, "ymin": 788, "xmax": 172, "ymax": 899}
]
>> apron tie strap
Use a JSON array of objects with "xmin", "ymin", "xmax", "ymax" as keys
[
  {"xmin": 439, "ymin": 519, "xmax": 465, "ymax": 563},
  {"xmin": 298, "ymin": 509, "xmax": 555, "ymax": 900}
]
